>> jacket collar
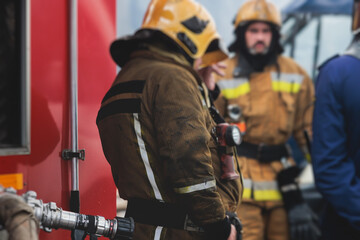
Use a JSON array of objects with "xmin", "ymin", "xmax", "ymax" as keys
[{"xmin": 129, "ymin": 47, "xmax": 203, "ymax": 85}]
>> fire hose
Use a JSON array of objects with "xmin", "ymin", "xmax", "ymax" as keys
[{"xmin": 0, "ymin": 188, "xmax": 134, "ymax": 240}]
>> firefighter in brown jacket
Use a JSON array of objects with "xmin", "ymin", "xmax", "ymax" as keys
[
  {"xmin": 215, "ymin": 1, "xmax": 320, "ymax": 240},
  {"xmin": 97, "ymin": 0, "xmax": 242, "ymax": 239}
]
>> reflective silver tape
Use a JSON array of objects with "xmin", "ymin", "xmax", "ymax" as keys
[
  {"xmin": 184, "ymin": 215, "xmax": 205, "ymax": 232},
  {"xmin": 271, "ymin": 72, "xmax": 304, "ymax": 84},
  {"xmin": 174, "ymin": 180, "xmax": 216, "ymax": 194},
  {"xmin": 243, "ymin": 178, "xmax": 252, "ymax": 189},
  {"xmin": 252, "ymin": 180, "xmax": 282, "ymax": 201},
  {"xmin": 154, "ymin": 226, "xmax": 163, "ymax": 240},
  {"xmin": 133, "ymin": 113, "xmax": 163, "ymax": 201},
  {"xmin": 217, "ymin": 78, "xmax": 249, "ymax": 90},
  {"xmin": 201, "ymin": 98, "xmax": 206, "ymax": 107},
  {"xmin": 253, "ymin": 181, "xmax": 279, "ymax": 191}
]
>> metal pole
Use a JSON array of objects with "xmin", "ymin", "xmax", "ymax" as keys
[
  {"xmin": 290, "ymin": 38, "xmax": 296, "ymax": 58},
  {"xmin": 70, "ymin": 0, "xmax": 79, "ymax": 212},
  {"xmin": 312, "ymin": 16, "xmax": 322, "ymax": 79}
]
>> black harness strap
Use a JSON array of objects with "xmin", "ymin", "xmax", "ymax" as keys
[
  {"xmin": 125, "ymin": 198, "xmax": 187, "ymax": 229},
  {"xmin": 237, "ymin": 141, "xmax": 289, "ymax": 163}
]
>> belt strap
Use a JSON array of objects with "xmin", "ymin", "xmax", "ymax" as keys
[
  {"xmin": 237, "ymin": 141, "xmax": 289, "ymax": 163},
  {"xmin": 125, "ymin": 198, "xmax": 203, "ymax": 232}
]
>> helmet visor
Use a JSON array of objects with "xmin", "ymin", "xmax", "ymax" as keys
[{"xmin": 201, "ymin": 39, "xmax": 229, "ymax": 67}]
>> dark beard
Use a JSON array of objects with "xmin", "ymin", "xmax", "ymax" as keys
[{"xmin": 243, "ymin": 50, "xmax": 277, "ymax": 72}]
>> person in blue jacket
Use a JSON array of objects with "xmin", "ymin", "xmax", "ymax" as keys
[{"xmin": 312, "ymin": 1, "xmax": 360, "ymax": 239}]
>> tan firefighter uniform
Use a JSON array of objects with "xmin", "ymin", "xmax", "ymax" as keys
[
  {"xmin": 97, "ymin": 47, "xmax": 242, "ymax": 240},
  {"xmin": 0, "ymin": 192, "xmax": 39, "ymax": 240},
  {"xmin": 215, "ymin": 55, "xmax": 314, "ymax": 240}
]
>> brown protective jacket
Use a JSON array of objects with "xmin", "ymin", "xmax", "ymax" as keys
[
  {"xmin": 97, "ymin": 49, "xmax": 242, "ymax": 239},
  {"xmin": 0, "ymin": 193, "xmax": 39, "ymax": 240}
]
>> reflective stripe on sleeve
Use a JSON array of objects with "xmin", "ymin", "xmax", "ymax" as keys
[
  {"xmin": 271, "ymin": 72, "xmax": 304, "ymax": 94},
  {"xmin": 133, "ymin": 113, "xmax": 163, "ymax": 201},
  {"xmin": 217, "ymin": 78, "xmax": 250, "ymax": 99},
  {"xmin": 243, "ymin": 188, "xmax": 252, "ymax": 199},
  {"xmin": 242, "ymin": 179, "xmax": 282, "ymax": 201},
  {"xmin": 272, "ymin": 82, "xmax": 301, "ymax": 93},
  {"xmin": 254, "ymin": 189, "xmax": 282, "ymax": 201},
  {"xmin": 242, "ymin": 178, "xmax": 252, "ymax": 199},
  {"xmin": 243, "ymin": 178, "xmax": 252, "ymax": 189},
  {"xmin": 174, "ymin": 180, "xmax": 216, "ymax": 194}
]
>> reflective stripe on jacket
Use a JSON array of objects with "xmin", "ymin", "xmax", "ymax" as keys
[{"xmin": 242, "ymin": 178, "xmax": 282, "ymax": 201}]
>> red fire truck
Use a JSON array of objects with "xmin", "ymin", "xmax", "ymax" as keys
[{"xmin": 0, "ymin": 0, "xmax": 118, "ymax": 239}]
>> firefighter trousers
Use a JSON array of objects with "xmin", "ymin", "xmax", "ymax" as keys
[{"xmin": 237, "ymin": 201, "xmax": 289, "ymax": 240}]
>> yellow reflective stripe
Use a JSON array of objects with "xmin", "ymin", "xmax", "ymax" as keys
[
  {"xmin": 271, "ymin": 72, "xmax": 304, "ymax": 94},
  {"xmin": 272, "ymin": 81, "xmax": 301, "ymax": 93},
  {"xmin": 174, "ymin": 180, "xmax": 216, "ymax": 194},
  {"xmin": 253, "ymin": 189, "xmax": 282, "ymax": 201},
  {"xmin": 221, "ymin": 82, "xmax": 250, "ymax": 99},
  {"xmin": 242, "ymin": 180, "xmax": 283, "ymax": 201},
  {"xmin": 242, "ymin": 188, "xmax": 282, "ymax": 200},
  {"xmin": 242, "ymin": 179, "xmax": 252, "ymax": 199},
  {"xmin": 242, "ymin": 188, "xmax": 252, "ymax": 199}
]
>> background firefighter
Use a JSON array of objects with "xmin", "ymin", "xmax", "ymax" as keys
[
  {"xmin": 97, "ymin": 0, "xmax": 242, "ymax": 239},
  {"xmin": 214, "ymin": 0, "xmax": 320, "ymax": 240},
  {"xmin": 312, "ymin": 0, "xmax": 360, "ymax": 239}
]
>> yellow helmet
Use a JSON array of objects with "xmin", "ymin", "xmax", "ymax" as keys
[
  {"xmin": 234, "ymin": 0, "xmax": 281, "ymax": 29},
  {"xmin": 352, "ymin": 0, "xmax": 360, "ymax": 34},
  {"xmin": 141, "ymin": 0, "xmax": 228, "ymax": 66}
]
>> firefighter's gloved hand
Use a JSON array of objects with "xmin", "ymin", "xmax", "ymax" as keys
[
  {"xmin": 287, "ymin": 203, "xmax": 321, "ymax": 240},
  {"xmin": 277, "ymin": 166, "xmax": 321, "ymax": 240},
  {"xmin": 226, "ymin": 212, "xmax": 243, "ymax": 240},
  {"xmin": 0, "ymin": 193, "xmax": 39, "ymax": 240}
]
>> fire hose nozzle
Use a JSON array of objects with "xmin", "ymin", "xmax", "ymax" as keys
[{"xmin": 0, "ymin": 189, "xmax": 135, "ymax": 239}]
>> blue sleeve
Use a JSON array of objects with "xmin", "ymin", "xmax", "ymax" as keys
[{"xmin": 312, "ymin": 61, "xmax": 360, "ymax": 230}]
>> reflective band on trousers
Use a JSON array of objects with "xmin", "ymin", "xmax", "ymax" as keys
[
  {"xmin": 242, "ymin": 179, "xmax": 282, "ymax": 201},
  {"xmin": 217, "ymin": 78, "xmax": 250, "ymax": 99},
  {"xmin": 242, "ymin": 178, "xmax": 252, "ymax": 200},
  {"xmin": 271, "ymin": 72, "xmax": 304, "ymax": 94},
  {"xmin": 174, "ymin": 180, "xmax": 216, "ymax": 194},
  {"xmin": 154, "ymin": 226, "xmax": 163, "ymax": 240}
]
